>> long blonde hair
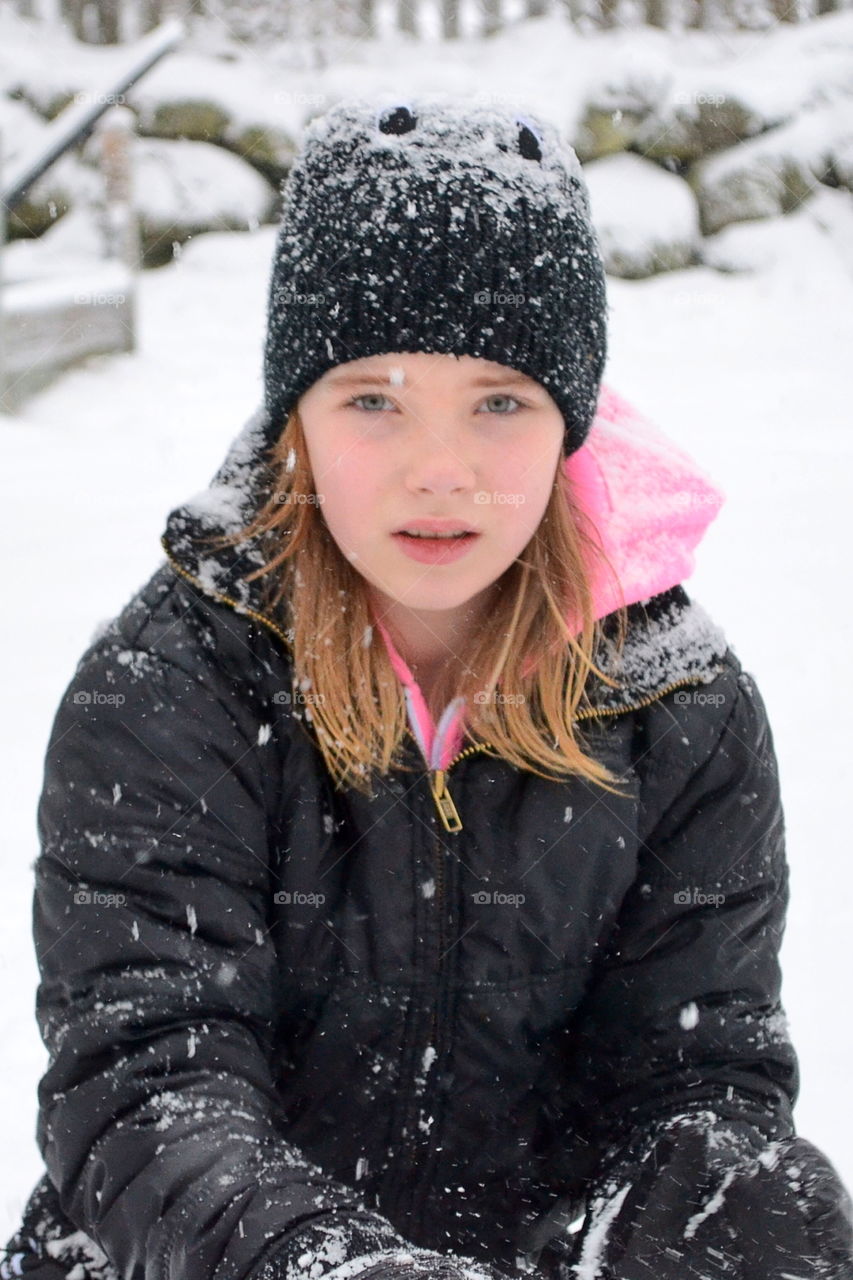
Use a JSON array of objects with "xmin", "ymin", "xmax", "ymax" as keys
[{"xmin": 204, "ymin": 407, "xmax": 631, "ymax": 798}]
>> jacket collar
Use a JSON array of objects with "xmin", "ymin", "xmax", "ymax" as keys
[{"xmin": 161, "ymin": 382, "xmax": 730, "ymax": 765}]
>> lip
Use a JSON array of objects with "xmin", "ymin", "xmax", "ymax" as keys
[
  {"xmin": 392, "ymin": 531, "xmax": 481, "ymax": 565},
  {"xmin": 393, "ymin": 519, "xmax": 480, "ymax": 535}
]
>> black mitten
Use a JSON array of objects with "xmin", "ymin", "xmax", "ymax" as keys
[{"xmin": 534, "ymin": 1114, "xmax": 853, "ymax": 1280}]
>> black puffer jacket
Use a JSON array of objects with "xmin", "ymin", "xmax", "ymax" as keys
[{"xmin": 3, "ymin": 399, "xmax": 853, "ymax": 1280}]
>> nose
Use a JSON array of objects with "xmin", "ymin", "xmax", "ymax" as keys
[{"xmin": 403, "ymin": 426, "xmax": 477, "ymax": 495}]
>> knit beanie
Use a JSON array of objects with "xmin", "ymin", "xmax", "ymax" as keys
[{"xmin": 262, "ymin": 92, "xmax": 608, "ymax": 457}]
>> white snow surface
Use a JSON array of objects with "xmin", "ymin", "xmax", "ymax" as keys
[{"xmin": 1, "ymin": 0, "xmax": 852, "ymax": 1248}]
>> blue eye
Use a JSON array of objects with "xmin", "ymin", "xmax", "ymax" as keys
[
  {"xmin": 348, "ymin": 393, "xmax": 394, "ymax": 412},
  {"xmin": 479, "ymin": 394, "xmax": 524, "ymax": 414}
]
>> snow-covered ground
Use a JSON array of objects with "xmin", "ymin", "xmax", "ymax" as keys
[{"xmin": 2, "ymin": 4, "xmax": 853, "ymax": 1244}]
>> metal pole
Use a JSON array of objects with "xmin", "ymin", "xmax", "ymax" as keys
[{"xmin": 1, "ymin": 16, "xmax": 185, "ymax": 214}]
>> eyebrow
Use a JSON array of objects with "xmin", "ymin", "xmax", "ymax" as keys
[{"xmin": 326, "ymin": 368, "xmax": 540, "ymax": 389}]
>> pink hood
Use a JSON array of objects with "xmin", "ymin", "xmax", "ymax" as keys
[{"xmin": 375, "ymin": 383, "xmax": 726, "ymax": 771}]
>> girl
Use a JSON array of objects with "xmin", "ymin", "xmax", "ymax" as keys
[{"xmin": 3, "ymin": 95, "xmax": 852, "ymax": 1280}]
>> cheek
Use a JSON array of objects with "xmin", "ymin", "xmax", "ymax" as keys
[
  {"xmin": 486, "ymin": 459, "xmax": 557, "ymax": 542},
  {"xmin": 312, "ymin": 449, "xmax": 378, "ymax": 545}
]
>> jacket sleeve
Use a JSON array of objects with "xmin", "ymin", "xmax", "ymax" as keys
[
  {"xmin": 31, "ymin": 606, "xmax": 508, "ymax": 1280},
  {"xmin": 530, "ymin": 661, "xmax": 853, "ymax": 1280}
]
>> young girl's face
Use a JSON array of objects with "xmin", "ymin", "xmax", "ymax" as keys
[{"xmin": 297, "ymin": 351, "xmax": 565, "ymax": 629}]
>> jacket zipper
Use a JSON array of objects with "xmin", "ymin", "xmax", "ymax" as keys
[
  {"xmin": 404, "ymin": 819, "xmax": 450, "ymax": 1229},
  {"xmin": 160, "ymin": 535, "xmax": 721, "ymax": 831},
  {"xmin": 427, "ymin": 742, "xmax": 496, "ymax": 834}
]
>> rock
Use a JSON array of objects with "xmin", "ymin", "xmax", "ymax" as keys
[
  {"xmin": 575, "ymin": 104, "xmax": 652, "ymax": 162},
  {"xmin": 225, "ymin": 121, "xmax": 299, "ymax": 188},
  {"xmin": 584, "ymin": 152, "xmax": 701, "ymax": 278},
  {"xmin": 699, "ymin": 185, "xmax": 853, "ymax": 277},
  {"xmin": 689, "ymin": 98, "xmax": 851, "ymax": 235},
  {"xmin": 142, "ymin": 98, "xmax": 231, "ymax": 144},
  {"xmin": 575, "ymin": 11, "xmax": 853, "ymax": 167},
  {"xmin": 632, "ymin": 83, "xmax": 768, "ymax": 164},
  {"xmin": 831, "ymin": 130, "xmax": 853, "ymax": 191},
  {"xmin": 131, "ymin": 136, "xmax": 278, "ymax": 266},
  {"xmin": 574, "ymin": 63, "xmax": 671, "ymax": 162},
  {"xmin": 128, "ymin": 57, "xmax": 301, "ymax": 188}
]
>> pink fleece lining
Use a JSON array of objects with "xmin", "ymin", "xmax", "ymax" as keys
[{"xmin": 373, "ymin": 383, "xmax": 726, "ymax": 772}]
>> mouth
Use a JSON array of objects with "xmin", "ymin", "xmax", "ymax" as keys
[{"xmin": 391, "ymin": 529, "xmax": 481, "ymax": 564}]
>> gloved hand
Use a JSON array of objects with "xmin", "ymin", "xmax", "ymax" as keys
[{"xmin": 533, "ymin": 1115, "xmax": 853, "ymax": 1280}]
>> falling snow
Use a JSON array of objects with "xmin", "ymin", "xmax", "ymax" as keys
[{"xmin": 679, "ymin": 1001, "xmax": 700, "ymax": 1030}]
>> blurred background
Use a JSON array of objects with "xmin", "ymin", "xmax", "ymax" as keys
[{"xmin": 1, "ymin": 0, "xmax": 852, "ymax": 1243}]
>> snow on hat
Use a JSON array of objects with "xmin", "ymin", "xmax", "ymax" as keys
[{"xmin": 262, "ymin": 92, "xmax": 609, "ymax": 456}]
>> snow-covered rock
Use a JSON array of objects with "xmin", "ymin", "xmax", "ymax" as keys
[
  {"xmin": 126, "ymin": 52, "xmax": 302, "ymax": 185},
  {"xmin": 699, "ymin": 185, "xmax": 853, "ymax": 278},
  {"xmin": 631, "ymin": 81, "xmax": 768, "ymax": 164},
  {"xmin": 585, "ymin": 152, "xmax": 701, "ymax": 277},
  {"xmin": 632, "ymin": 12, "xmax": 853, "ymax": 163},
  {"xmin": 140, "ymin": 96, "xmax": 231, "ymax": 145},
  {"xmin": 689, "ymin": 97, "xmax": 853, "ymax": 235},
  {"xmin": 573, "ymin": 55, "xmax": 672, "ymax": 161},
  {"xmin": 130, "ymin": 136, "xmax": 278, "ymax": 266}
]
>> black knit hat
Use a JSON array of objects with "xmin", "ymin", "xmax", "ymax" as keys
[{"xmin": 262, "ymin": 92, "xmax": 608, "ymax": 457}]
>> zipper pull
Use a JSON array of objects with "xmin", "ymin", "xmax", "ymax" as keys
[{"xmin": 429, "ymin": 769, "xmax": 463, "ymax": 833}]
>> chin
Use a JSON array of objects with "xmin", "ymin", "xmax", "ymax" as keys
[{"xmin": 399, "ymin": 578, "xmax": 491, "ymax": 609}]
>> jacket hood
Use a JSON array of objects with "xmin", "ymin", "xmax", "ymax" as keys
[{"xmin": 160, "ymin": 382, "xmax": 730, "ymax": 763}]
